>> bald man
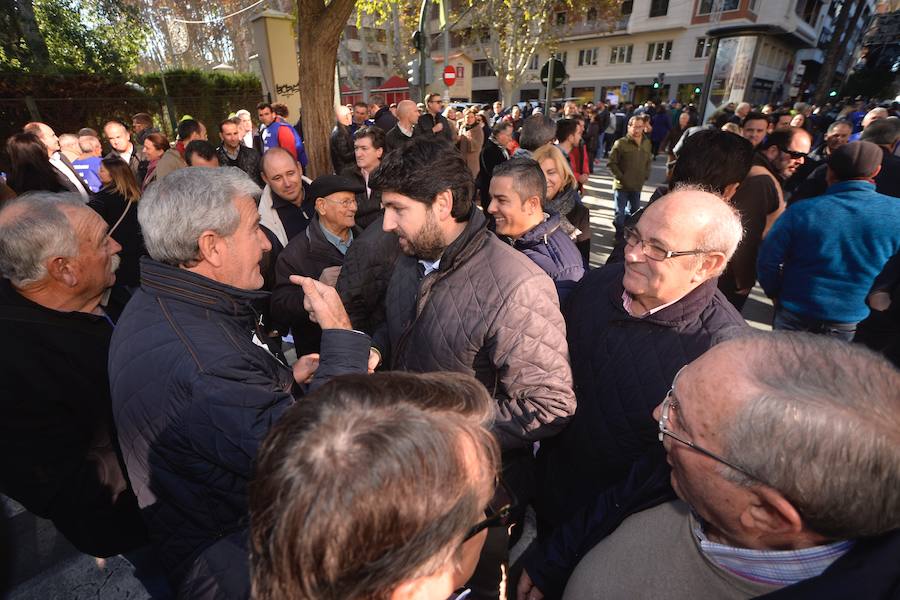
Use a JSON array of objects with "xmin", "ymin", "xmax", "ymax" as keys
[
  {"xmin": 103, "ymin": 120, "xmax": 144, "ymax": 178},
  {"xmin": 330, "ymin": 105, "xmax": 355, "ymax": 174},
  {"xmin": 385, "ymin": 99, "xmax": 418, "ymax": 153},
  {"xmin": 535, "ymin": 187, "xmax": 750, "ymax": 534},
  {"xmin": 849, "ymin": 107, "xmax": 889, "ymax": 142},
  {"xmin": 23, "ymin": 122, "xmax": 90, "ymax": 199}
]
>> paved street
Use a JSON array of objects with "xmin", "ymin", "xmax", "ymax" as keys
[{"xmin": 3, "ymin": 156, "xmax": 772, "ymax": 600}]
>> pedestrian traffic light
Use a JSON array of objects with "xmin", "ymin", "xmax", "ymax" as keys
[
  {"xmin": 693, "ymin": 86, "xmax": 701, "ymax": 94},
  {"xmin": 829, "ymin": 89, "xmax": 838, "ymax": 97},
  {"xmin": 652, "ymin": 78, "xmax": 660, "ymax": 89},
  {"xmin": 407, "ymin": 58, "xmax": 420, "ymax": 86}
]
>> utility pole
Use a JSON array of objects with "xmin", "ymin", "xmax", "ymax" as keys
[{"xmin": 441, "ymin": 0, "xmax": 450, "ymax": 101}]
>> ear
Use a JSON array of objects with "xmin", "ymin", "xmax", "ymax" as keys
[
  {"xmin": 48, "ymin": 256, "xmax": 78, "ymax": 288},
  {"xmin": 526, "ymin": 195, "xmax": 542, "ymax": 215},
  {"xmin": 739, "ymin": 486, "xmax": 804, "ymax": 537},
  {"xmin": 693, "ymin": 252, "xmax": 727, "ymax": 282},
  {"xmin": 196, "ymin": 230, "xmax": 224, "ymax": 268},
  {"xmin": 376, "ymin": 147, "xmax": 384, "ymax": 160},
  {"xmin": 722, "ymin": 182, "xmax": 741, "ymax": 201},
  {"xmin": 315, "ymin": 197, "xmax": 326, "ymax": 215},
  {"xmin": 433, "ymin": 189, "xmax": 454, "ymax": 221},
  {"xmin": 389, "ymin": 570, "xmax": 454, "ymax": 600}
]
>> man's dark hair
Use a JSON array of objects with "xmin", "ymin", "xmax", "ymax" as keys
[
  {"xmin": 219, "ymin": 117, "xmax": 241, "ymax": 133},
  {"xmin": 353, "ymin": 125, "xmax": 385, "ymax": 150},
  {"xmin": 249, "ymin": 372, "xmax": 499, "ymax": 600},
  {"xmin": 741, "ymin": 111, "xmax": 769, "ymax": 127},
  {"xmin": 491, "ymin": 157, "xmax": 547, "ymax": 206},
  {"xmin": 131, "ymin": 113, "xmax": 153, "ymax": 127},
  {"xmin": 518, "ymin": 115, "xmax": 557, "ymax": 152},
  {"xmin": 256, "ymin": 102, "xmax": 272, "ymax": 112},
  {"xmin": 491, "ymin": 120, "xmax": 513, "ymax": 137},
  {"xmin": 671, "ymin": 129, "xmax": 754, "ymax": 195},
  {"xmin": 271, "ymin": 102, "xmax": 289, "ymax": 118},
  {"xmin": 184, "ymin": 140, "xmax": 219, "ymax": 166},
  {"xmin": 555, "ymin": 119, "xmax": 579, "ymax": 144},
  {"xmin": 177, "ymin": 119, "xmax": 202, "ymax": 142},
  {"xmin": 369, "ymin": 137, "xmax": 474, "ymax": 222},
  {"xmin": 353, "ymin": 101, "xmax": 369, "ymax": 111},
  {"xmin": 759, "ymin": 126, "xmax": 811, "ymax": 152}
]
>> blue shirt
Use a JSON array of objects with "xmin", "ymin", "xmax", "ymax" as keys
[
  {"xmin": 757, "ymin": 180, "xmax": 900, "ymax": 322},
  {"xmin": 318, "ymin": 221, "xmax": 353, "ymax": 255},
  {"xmin": 72, "ymin": 156, "xmax": 102, "ymax": 193}
]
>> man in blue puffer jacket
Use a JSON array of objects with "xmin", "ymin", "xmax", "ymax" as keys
[
  {"xmin": 109, "ymin": 167, "xmax": 370, "ymax": 598},
  {"xmin": 487, "ymin": 158, "xmax": 585, "ymax": 302}
]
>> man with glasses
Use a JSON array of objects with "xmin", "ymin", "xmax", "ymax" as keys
[
  {"xmin": 271, "ymin": 175, "xmax": 363, "ymax": 357},
  {"xmin": 416, "ymin": 92, "xmax": 454, "ymax": 143},
  {"xmin": 555, "ymin": 332, "xmax": 900, "ymax": 600},
  {"xmin": 533, "ymin": 187, "xmax": 747, "ymax": 541},
  {"xmin": 718, "ymin": 126, "xmax": 812, "ymax": 311}
]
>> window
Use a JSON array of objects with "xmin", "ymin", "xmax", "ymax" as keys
[
  {"xmin": 346, "ymin": 26, "xmax": 359, "ymax": 39},
  {"xmin": 694, "ymin": 37, "xmax": 712, "ymax": 58},
  {"xmin": 473, "ymin": 59, "xmax": 493, "ymax": 78},
  {"xmin": 351, "ymin": 51, "xmax": 361, "ymax": 64},
  {"xmin": 366, "ymin": 53, "xmax": 381, "ymax": 66},
  {"xmin": 649, "ymin": 0, "xmax": 669, "ymax": 17},
  {"xmin": 610, "ymin": 44, "xmax": 633, "ymax": 64},
  {"xmin": 528, "ymin": 54, "xmax": 540, "ymax": 70},
  {"xmin": 646, "ymin": 40, "xmax": 673, "ymax": 62},
  {"xmin": 578, "ymin": 48, "xmax": 599, "ymax": 66},
  {"xmin": 795, "ymin": 0, "xmax": 824, "ymax": 25},
  {"xmin": 553, "ymin": 51, "xmax": 568, "ymax": 66},
  {"xmin": 748, "ymin": 0, "xmax": 757, "ymax": 11},
  {"xmin": 621, "ymin": 0, "xmax": 634, "ymax": 15},
  {"xmin": 697, "ymin": 0, "xmax": 739, "ymax": 15},
  {"xmin": 586, "ymin": 7, "xmax": 598, "ymax": 22},
  {"xmin": 555, "ymin": 11, "xmax": 567, "ymax": 25}
]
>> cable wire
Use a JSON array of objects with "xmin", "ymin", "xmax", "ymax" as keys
[{"xmin": 171, "ymin": 0, "xmax": 267, "ymax": 24}]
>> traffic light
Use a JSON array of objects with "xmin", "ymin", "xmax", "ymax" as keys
[
  {"xmin": 652, "ymin": 78, "xmax": 660, "ymax": 89},
  {"xmin": 407, "ymin": 58, "xmax": 420, "ymax": 86},
  {"xmin": 693, "ymin": 86, "xmax": 701, "ymax": 94},
  {"xmin": 829, "ymin": 89, "xmax": 838, "ymax": 97},
  {"xmin": 658, "ymin": 72, "xmax": 666, "ymax": 84}
]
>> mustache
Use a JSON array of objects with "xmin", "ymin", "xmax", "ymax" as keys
[{"xmin": 110, "ymin": 254, "xmax": 121, "ymax": 274}]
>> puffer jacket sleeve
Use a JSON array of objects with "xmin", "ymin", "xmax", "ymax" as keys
[
  {"xmin": 186, "ymin": 370, "xmax": 293, "ymax": 481},
  {"xmin": 488, "ymin": 273, "xmax": 576, "ymax": 449}
]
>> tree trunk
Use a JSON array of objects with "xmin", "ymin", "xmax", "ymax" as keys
[
  {"xmin": 296, "ymin": 0, "xmax": 356, "ymax": 178},
  {"xmin": 814, "ymin": 0, "xmax": 860, "ymax": 104},
  {"xmin": 499, "ymin": 76, "xmax": 516, "ymax": 107},
  {"xmin": 13, "ymin": 0, "xmax": 50, "ymax": 70}
]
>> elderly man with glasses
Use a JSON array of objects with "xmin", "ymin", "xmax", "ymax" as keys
[
  {"xmin": 531, "ymin": 187, "xmax": 748, "ymax": 548},
  {"xmin": 415, "ymin": 92, "xmax": 455, "ymax": 143},
  {"xmin": 530, "ymin": 332, "xmax": 900, "ymax": 600}
]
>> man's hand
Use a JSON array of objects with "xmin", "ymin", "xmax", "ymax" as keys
[
  {"xmin": 319, "ymin": 265, "xmax": 342, "ymax": 287},
  {"xmin": 432, "ymin": 121, "xmax": 444, "ymax": 133},
  {"xmin": 293, "ymin": 353, "xmax": 319, "ymax": 384},
  {"xmin": 290, "ymin": 275, "xmax": 352, "ymax": 330},
  {"xmin": 517, "ymin": 570, "xmax": 544, "ymax": 600},
  {"xmin": 368, "ymin": 347, "xmax": 381, "ymax": 373},
  {"xmin": 577, "ymin": 173, "xmax": 589, "ymax": 184}
]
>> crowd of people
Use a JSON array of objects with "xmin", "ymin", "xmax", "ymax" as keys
[{"xmin": 0, "ymin": 91, "xmax": 899, "ymax": 600}]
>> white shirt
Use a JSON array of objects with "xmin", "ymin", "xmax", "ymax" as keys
[
  {"xmin": 49, "ymin": 153, "xmax": 89, "ymax": 200},
  {"xmin": 242, "ymin": 131, "xmax": 254, "ymax": 149},
  {"xmin": 398, "ymin": 123, "xmax": 414, "ymax": 137}
]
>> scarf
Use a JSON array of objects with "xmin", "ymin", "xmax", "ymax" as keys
[{"xmin": 545, "ymin": 185, "xmax": 581, "ymax": 239}]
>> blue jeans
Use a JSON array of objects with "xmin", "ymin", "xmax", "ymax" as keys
[
  {"xmin": 594, "ymin": 132, "xmax": 606, "ymax": 160},
  {"xmin": 773, "ymin": 306, "xmax": 857, "ymax": 342},
  {"xmin": 614, "ymin": 190, "xmax": 641, "ymax": 228}
]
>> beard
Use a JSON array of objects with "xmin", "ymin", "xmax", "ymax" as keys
[{"xmin": 399, "ymin": 209, "xmax": 445, "ymax": 261}]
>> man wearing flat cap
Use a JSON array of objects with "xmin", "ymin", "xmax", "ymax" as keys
[
  {"xmin": 271, "ymin": 174, "xmax": 364, "ymax": 355},
  {"xmin": 758, "ymin": 141, "xmax": 900, "ymax": 339}
]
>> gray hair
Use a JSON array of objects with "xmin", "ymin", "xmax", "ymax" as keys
[
  {"xmin": 0, "ymin": 193, "xmax": 83, "ymax": 287},
  {"xmin": 720, "ymin": 332, "xmax": 900, "ymax": 539},
  {"xmin": 668, "ymin": 183, "xmax": 743, "ymax": 274},
  {"xmin": 860, "ymin": 117, "xmax": 900, "ymax": 146},
  {"xmin": 138, "ymin": 167, "xmax": 260, "ymax": 266}
]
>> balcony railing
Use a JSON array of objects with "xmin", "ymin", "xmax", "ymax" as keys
[{"xmin": 558, "ymin": 15, "xmax": 630, "ymax": 38}]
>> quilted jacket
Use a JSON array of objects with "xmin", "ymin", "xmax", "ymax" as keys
[
  {"xmin": 109, "ymin": 258, "xmax": 369, "ymax": 592},
  {"xmin": 377, "ymin": 207, "xmax": 576, "ymax": 451},
  {"xmin": 534, "ymin": 261, "xmax": 747, "ymax": 530},
  {"xmin": 511, "ymin": 212, "xmax": 585, "ymax": 304},
  {"xmin": 336, "ymin": 214, "xmax": 401, "ymax": 335}
]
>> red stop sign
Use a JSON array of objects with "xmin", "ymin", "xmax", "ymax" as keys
[{"xmin": 443, "ymin": 65, "xmax": 456, "ymax": 86}]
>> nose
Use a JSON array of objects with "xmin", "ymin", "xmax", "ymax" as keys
[
  {"xmin": 487, "ymin": 199, "xmax": 498, "ymax": 215},
  {"xmin": 623, "ymin": 240, "xmax": 644, "ymax": 264},
  {"xmin": 651, "ymin": 402, "xmax": 662, "ymax": 421},
  {"xmin": 109, "ymin": 237, "xmax": 123, "ymax": 254},
  {"xmin": 258, "ymin": 228, "xmax": 272, "ymax": 252},
  {"xmin": 382, "ymin": 210, "xmax": 397, "ymax": 233}
]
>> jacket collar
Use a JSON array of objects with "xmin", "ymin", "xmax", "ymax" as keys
[
  {"xmin": 513, "ymin": 213, "xmax": 560, "ymax": 250},
  {"xmin": 436, "ymin": 205, "xmax": 488, "ymax": 274},
  {"xmin": 0, "ymin": 278, "xmax": 112, "ymax": 330},
  {"xmin": 825, "ymin": 180, "xmax": 876, "ymax": 194},
  {"xmin": 139, "ymin": 257, "xmax": 268, "ymax": 318},
  {"xmin": 606, "ymin": 263, "xmax": 721, "ymax": 326}
]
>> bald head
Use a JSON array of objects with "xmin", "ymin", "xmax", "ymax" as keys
[
  {"xmin": 23, "ymin": 122, "xmax": 59, "ymax": 156},
  {"xmin": 58, "ymin": 134, "xmax": 80, "ymax": 160},
  {"xmin": 862, "ymin": 107, "xmax": 889, "ymax": 130},
  {"xmin": 103, "ymin": 121, "xmax": 133, "ymax": 154},
  {"xmin": 396, "ymin": 100, "xmax": 417, "ymax": 126},
  {"xmin": 336, "ymin": 105, "xmax": 352, "ymax": 127},
  {"xmin": 735, "ymin": 102, "xmax": 751, "ymax": 118}
]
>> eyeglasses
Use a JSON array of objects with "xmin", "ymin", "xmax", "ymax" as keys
[
  {"xmin": 462, "ymin": 478, "xmax": 517, "ymax": 542},
  {"xmin": 325, "ymin": 196, "xmax": 357, "ymax": 209},
  {"xmin": 658, "ymin": 392, "xmax": 757, "ymax": 481},
  {"xmin": 429, "ymin": 100, "xmax": 444, "ymax": 105},
  {"xmin": 779, "ymin": 147, "xmax": 808, "ymax": 160},
  {"xmin": 624, "ymin": 226, "xmax": 706, "ymax": 262}
]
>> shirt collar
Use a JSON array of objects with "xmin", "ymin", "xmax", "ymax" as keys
[
  {"xmin": 319, "ymin": 220, "xmax": 353, "ymax": 255},
  {"xmin": 418, "ymin": 256, "xmax": 442, "ymax": 277},
  {"xmin": 690, "ymin": 511, "xmax": 853, "ymax": 586},
  {"xmin": 622, "ymin": 290, "xmax": 683, "ymax": 318},
  {"xmin": 398, "ymin": 123, "xmax": 414, "ymax": 137}
]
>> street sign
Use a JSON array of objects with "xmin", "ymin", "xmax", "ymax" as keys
[
  {"xmin": 540, "ymin": 59, "xmax": 567, "ymax": 89},
  {"xmin": 620, "ymin": 82, "xmax": 629, "ymax": 96},
  {"xmin": 443, "ymin": 65, "xmax": 456, "ymax": 86}
]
